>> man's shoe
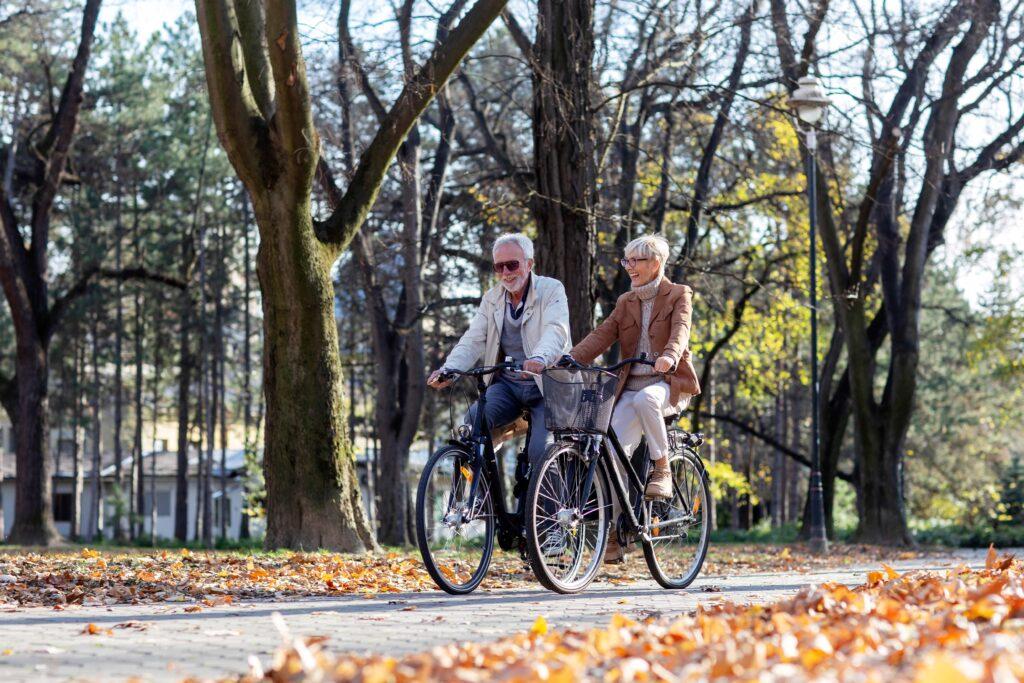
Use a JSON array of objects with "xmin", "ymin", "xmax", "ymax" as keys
[
  {"xmin": 541, "ymin": 528, "xmax": 568, "ymax": 557},
  {"xmin": 645, "ymin": 464, "xmax": 673, "ymax": 499},
  {"xmin": 604, "ymin": 536, "xmax": 625, "ymax": 564}
]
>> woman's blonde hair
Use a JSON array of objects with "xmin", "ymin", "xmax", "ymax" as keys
[{"xmin": 624, "ymin": 234, "xmax": 671, "ymax": 274}]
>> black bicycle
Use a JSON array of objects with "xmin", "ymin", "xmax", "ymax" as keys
[
  {"xmin": 415, "ymin": 361, "xmax": 535, "ymax": 594},
  {"xmin": 523, "ymin": 357, "xmax": 711, "ymax": 594}
]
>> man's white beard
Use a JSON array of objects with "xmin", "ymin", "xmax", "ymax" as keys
[{"xmin": 500, "ymin": 274, "xmax": 527, "ymax": 293}]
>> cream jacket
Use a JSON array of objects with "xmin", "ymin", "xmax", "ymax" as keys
[{"xmin": 443, "ymin": 274, "xmax": 571, "ymax": 392}]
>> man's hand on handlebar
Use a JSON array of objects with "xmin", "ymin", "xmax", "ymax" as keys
[
  {"xmin": 522, "ymin": 358, "xmax": 545, "ymax": 376},
  {"xmin": 556, "ymin": 354, "xmax": 577, "ymax": 369},
  {"xmin": 427, "ymin": 368, "xmax": 453, "ymax": 390}
]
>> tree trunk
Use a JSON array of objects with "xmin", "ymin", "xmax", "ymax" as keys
[
  {"xmin": 112, "ymin": 175, "xmax": 126, "ymax": 543},
  {"xmin": 71, "ymin": 337, "xmax": 85, "ymax": 540},
  {"xmin": 240, "ymin": 192, "xmax": 253, "ymax": 540},
  {"xmin": 133, "ymin": 284, "xmax": 144, "ymax": 540},
  {"xmin": 86, "ymin": 314, "xmax": 103, "ymax": 541},
  {"xmin": 199, "ymin": 215, "xmax": 214, "ymax": 548},
  {"xmin": 174, "ymin": 284, "xmax": 192, "ymax": 542},
  {"xmin": 194, "ymin": 359, "xmax": 205, "ymax": 542},
  {"xmin": 531, "ymin": 0, "xmax": 596, "ymax": 341},
  {"xmin": 217, "ymin": 238, "xmax": 227, "ymax": 541},
  {"xmin": 196, "ymin": 0, "xmax": 508, "ymax": 552},
  {"xmin": 772, "ymin": 379, "xmax": 784, "ymax": 528},
  {"xmin": 256, "ymin": 188, "xmax": 374, "ymax": 551},
  {"xmin": 8, "ymin": 339, "xmax": 59, "ymax": 545},
  {"xmin": 150, "ymin": 289, "xmax": 164, "ymax": 544}
]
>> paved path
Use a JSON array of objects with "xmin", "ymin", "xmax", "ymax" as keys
[{"xmin": 0, "ymin": 551, "xmax": 989, "ymax": 682}]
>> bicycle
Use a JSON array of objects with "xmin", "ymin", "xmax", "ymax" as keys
[
  {"xmin": 415, "ymin": 361, "xmax": 536, "ymax": 595},
  {"xmin": 523, "ymin": 356, "xmax": 712, "ymax": 594}
]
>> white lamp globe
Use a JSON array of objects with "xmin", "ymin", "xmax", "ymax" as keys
[{"xmin": 789, "ymin": 76, "xmax": 830, "ymax": 124}]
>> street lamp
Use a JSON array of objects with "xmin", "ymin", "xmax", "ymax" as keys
[{"xmin": 789, "ymin": 76, "xmax": 830, "ymax": 554}]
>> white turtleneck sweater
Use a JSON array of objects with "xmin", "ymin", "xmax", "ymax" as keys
[{"xmin": 625, "ymin": 275, "xmax": 666, "ymax": 392}]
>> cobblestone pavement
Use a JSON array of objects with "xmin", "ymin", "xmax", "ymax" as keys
[{"xmin": 0, "ymin": 551, "xmax": 990, "ymax": 682}]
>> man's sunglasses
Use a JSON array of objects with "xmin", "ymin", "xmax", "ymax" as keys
[{"xmin": 493, "ymin": 260, "xmax": 522, "ymax": 274}]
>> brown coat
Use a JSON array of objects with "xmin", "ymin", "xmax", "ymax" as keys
[{"xmin": 571, "ymin": 278, "xmax": 701, "ymax": 405}]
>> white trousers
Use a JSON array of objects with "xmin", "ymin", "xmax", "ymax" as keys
[{"xmin": 608, "ymin": 381, "xmax": 690, "ymax": 521}]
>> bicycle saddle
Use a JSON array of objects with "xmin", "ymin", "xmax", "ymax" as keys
[{"xmin": 491, "ymin": 412, "xmax": 530, "ymax": 448}]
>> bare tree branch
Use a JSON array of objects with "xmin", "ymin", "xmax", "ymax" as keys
[{"xmin": 314, "ymin": 0, "xmax": 511, "ymax": 252}]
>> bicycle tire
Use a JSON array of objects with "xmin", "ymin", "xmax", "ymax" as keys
[
  {"xmin": 525, "ymin": 442, "xmax": 610, "ymax": 594},
  {"xmin": 415, "ymin": 445, "xmax": 495, "ymax": 595},
  {"xmin": 642, "ymin": 446, "xmax": 711, "ymax": 589}
]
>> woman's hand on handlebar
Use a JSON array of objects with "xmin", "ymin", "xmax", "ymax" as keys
[
  {"xmin": 555, "ymin": 354, "xmax": 579, "ymax": 369},
  {"xmin": 654, "ymin": 356, "xmax": 674, "ymax": 374},
  {"xmin": 427, "ymin": 368, "xmax": 453, "ymax": 390}
]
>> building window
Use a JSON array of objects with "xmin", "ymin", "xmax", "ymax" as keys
[
  {"xmin": 141, "ymin": 491, "xmax": 172, "ymax": 517},
  {"xmin": 214, "ymin": 498, "xmax": 231, "ymax": 529},
  {"xmin": 58, "ymin": 438, "xmax": 75, "ymax": 461},
  {"xmin": 53, "ymin": 493, "xmax": 73, "ymax": 522}
]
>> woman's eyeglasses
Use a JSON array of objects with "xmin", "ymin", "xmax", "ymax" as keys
[
  {"xmin": 493, "ymin": 260, "xmax": 522, "ymax": 274},
  {"xmin": 620, "ymin": 257, "xmax": 651, "ymax": 268}
]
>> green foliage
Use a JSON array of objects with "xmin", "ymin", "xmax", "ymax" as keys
[
  {"xmin": 711, "ymin": 520, "xmax": 800, "ymax": 544},
  {"xmin": 997, "ymin": 456, "xmax": 1024, "ymax": 526},
  {"xmin": 911, "ymin": 522, "xmax": 1024, "ymax": 549},
  {"xmin": 903, "ymin": 264, "xmax": 1024, "ymax": 529},
  {"xmin": 242, "ymin": 444, "xmax": 266, "ymax": 519},
  {"xmin": 706, "ymin": 460, "xmax": 759, "ymax": 505}
]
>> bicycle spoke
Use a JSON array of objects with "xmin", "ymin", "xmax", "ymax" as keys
[
  {"xmin": 529, "ymin": 445, "xmax": 607, "ymax": 592},
  {"xmin": 643, "ymin": 449, "xmax": 710, "ymax": 589},
  {"xmin": 418, "ymin": 449, "xmax": 494, "ymax": 593}
]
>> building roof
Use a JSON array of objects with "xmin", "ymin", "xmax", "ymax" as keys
[{"xmin": 0, "ymin": 447, "xmax": 254, "ymax": 481}]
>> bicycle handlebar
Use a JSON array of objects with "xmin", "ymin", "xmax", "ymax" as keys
[
  {"xmin": 555, "ymin": 355, "xmax": 656, "ymax": 373},
  {"xmin": 437, "ymin": 361, "xmax": 526, "ymax": 382}
]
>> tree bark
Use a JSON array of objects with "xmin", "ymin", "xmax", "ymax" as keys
[
  {"xmin": 174, "ymin": 283, "xmax": 193, "ymax": 542},
  {"xmin": 112, "ymin": 158, "xmax": 126, "ymax": 543},
  {"xmin": 256, "ymin": 187, "xmax": 373, "ymax": 549},
  {"xmin": 86, "ymin": 312, "xmax": 103, "ymax": 541},
  {"xmin": 0, "ymin": 0, "xmax": 103, "ymax": 547},
  {"xmin": 9, "ymin": 338, "xmax": 58, "ymax": 544},
  {"xmin": 531, "ymin": 0, "xmax": 596, "ymax": 341},
  {"xmin": 71, "ymin": 336, "xmax": 85, "ymax": 539},
  {"xmin": 133, "ymin": 283, "xmax": 144, "ymax": 540},
  {"xmin": 196, "ymin": 0, "xmax": 508, "ymax": 550}
]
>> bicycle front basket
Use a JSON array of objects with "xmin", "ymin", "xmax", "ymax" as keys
[{"xmin": 542, "ymin": 367, "xmax": 620, "ymax": 432}]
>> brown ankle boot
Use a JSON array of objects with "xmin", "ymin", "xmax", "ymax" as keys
[
  {"xmin": 645, "ymin": 458, "xmax": 672, "ymax": 499},
  {"xmin": 604, "ymin": 536, "xmax": 625, "ymax": 564}
]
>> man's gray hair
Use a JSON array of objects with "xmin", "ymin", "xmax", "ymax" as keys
[
  {"xmin": 625, "ymin": 234, "xmax": 670, "ymax": 271},
  {"xmin": 492, "ymin": 233, "xmax": 535, "ymax": 260}
]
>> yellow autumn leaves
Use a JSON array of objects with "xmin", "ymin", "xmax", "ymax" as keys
[{"xmin": 246, "ymin": 550, "xmax": 1024, "ymax": 682}]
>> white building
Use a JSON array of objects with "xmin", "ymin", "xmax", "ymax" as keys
[{"xmin": 0, "ymin": 446, "xmax": 259, "ymax": 542}]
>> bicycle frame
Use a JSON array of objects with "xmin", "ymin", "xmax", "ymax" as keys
[
  {"xmin": 457, "ymin": 373, "xmax": 526, "ymax": 550},
  {"xmin": 557, "ymin": 424, "xmax": 692, "ymax": 544}
]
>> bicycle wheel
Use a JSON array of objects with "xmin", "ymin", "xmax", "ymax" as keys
[
  {"xmin": 416, "ymin": 446, "xmax": 495, "ymax": 595},
  {"xmin": 642, "ymin": 447, "xmax": 711, "ymax": 589},
  {"xmin": 525, "ymin": 442, "xmax": 610, "ymax": 594}
]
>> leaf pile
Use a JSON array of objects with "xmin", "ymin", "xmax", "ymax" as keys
[
  {"xmin": 244, "ymin": 548, "xmax": 1024, "ymax": 682},
  {"xmin": 600, "ymin": 543, "xmax": 927, "ymax": 585},
  {"xmin": 0, "ymin": 543, "xmax": 929, "ymax": 609},
  {"xmin": 0, "ymin": 549, "xmax": 435, "ymax": 607}
]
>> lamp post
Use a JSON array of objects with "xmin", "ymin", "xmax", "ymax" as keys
[{"xmin": 789, "ymin": 76, "xmax": 830, "ymax": 554}]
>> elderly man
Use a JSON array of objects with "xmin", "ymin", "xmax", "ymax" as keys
[{"xmin": 428, "ymin": 233, "xmax": 571, "ymax": 468}]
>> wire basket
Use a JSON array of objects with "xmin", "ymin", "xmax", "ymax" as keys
[{"xmin": 542, "ymin": 367, "xmax": 620, "ymax": 433}]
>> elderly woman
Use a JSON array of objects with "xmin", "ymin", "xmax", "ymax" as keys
[{"xmin": 569, "ymin": 235, "xmax": 701, "ymax": 561}]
